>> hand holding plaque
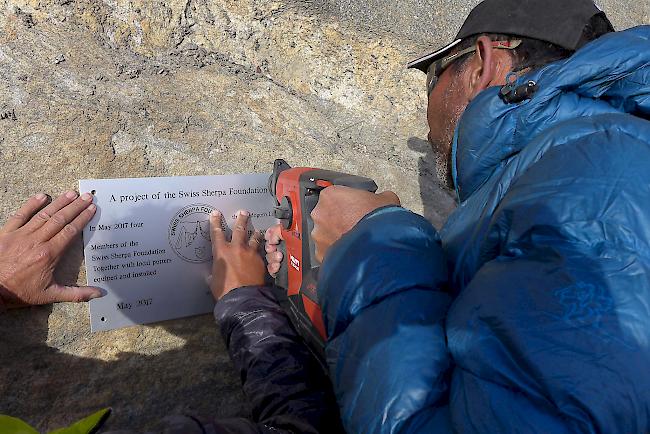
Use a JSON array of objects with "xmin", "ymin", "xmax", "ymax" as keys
[
  {"xmin": 0, "ymin": 191, "xmax": 103, "ymax": 308},
  {"xmin": 209, "ymin": 210, "xmax": 266, "ymax": 301}
]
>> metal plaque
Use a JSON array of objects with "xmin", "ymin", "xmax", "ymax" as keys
[{"xmin": 79, "ymin": 174, "xmax": 277, "ymax": 332}]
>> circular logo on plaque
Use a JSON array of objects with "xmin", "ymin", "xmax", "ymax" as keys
[{"xmin": 168, "ymin": 204, "xmax": 225, "ymax": 263}]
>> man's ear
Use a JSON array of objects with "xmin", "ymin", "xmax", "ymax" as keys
[{"xmin": 466, "ymin": 36, "xmax": 496, "ymax": 100}]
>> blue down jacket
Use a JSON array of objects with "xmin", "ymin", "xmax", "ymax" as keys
[{"xmin": 319, "ymin": 26, "xmax": 650, "ymax": 433}]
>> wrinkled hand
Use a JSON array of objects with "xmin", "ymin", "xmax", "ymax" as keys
[
  {"xmin": 264, "ymin": 224, "xmax": 283, "ymax": 278},
  {"xmin": 210, "ymin": 210, "xmax": 266, "ymax": 301},
  {"xmin": 0, "ymin": 191, "xmax": 103, "ymax": 308},
  {"xmin": 311, "ymin": 186, "xmax": 400, "ymax": 262}
]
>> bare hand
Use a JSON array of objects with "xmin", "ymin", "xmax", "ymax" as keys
[
  {"xmin": 210, "ymin": 210, "xmax": 266, "ymax": 301},
  {"xmin": 264, "ymin": 224, "xmax": 284, "ymax": 277},
  {"xmin": 0, "ymin": 191, "xmax": 103, "ymax": 307},
  {"xmin": 311, "ymin": 186, "xmax": 400, "ymax": 262}
]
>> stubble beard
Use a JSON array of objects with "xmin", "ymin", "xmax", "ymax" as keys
[
  {"xmin": 431, "ymin": 97, "xmax": 466, "ymax": 193},
  {"xmin": 433, "ymin": 146, "xmax": 454, "ymax": 192}
]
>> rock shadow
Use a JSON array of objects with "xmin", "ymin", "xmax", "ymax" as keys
[{"xmin": 406, "ymin": 136, "xmax": 456, "ymax": 230}]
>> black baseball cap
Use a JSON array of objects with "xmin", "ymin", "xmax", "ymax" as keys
[{"xmin": 407, "ymin": 0, "xmax": 614, "ymax": 72}]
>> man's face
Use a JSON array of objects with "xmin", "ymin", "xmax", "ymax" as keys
[
  {"xmin": 425, "ymin": 42, "xmax": 515, "ymax": 190},
  {"xmin": 426, "ymin": 64, "xmax": 471, "ymax": 189}
]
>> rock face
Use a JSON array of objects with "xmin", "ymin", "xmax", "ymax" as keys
[{"xmin": 0, "ymin": 0, "xmax": 647, "ymax": 431}]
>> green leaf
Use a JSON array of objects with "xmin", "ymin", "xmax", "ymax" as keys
[
  {"xmin": 0, "ymin": 415, "xmax": 39, "ymax": 434},
  {"xmin": 48, "ymin": 408, "xmax": 112, "ymax": 434}
]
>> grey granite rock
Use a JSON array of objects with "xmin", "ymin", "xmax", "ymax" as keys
[{"xmin": 0, "ymin": 0, "xmax": 646, "ymax": 431}]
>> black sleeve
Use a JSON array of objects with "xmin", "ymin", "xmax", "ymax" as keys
[{"xmin": 207, "ymin": 285, "xmax": 344, "ymax": 434}]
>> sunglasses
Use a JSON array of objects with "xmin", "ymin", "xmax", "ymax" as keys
[{"xmin": 426, "ymin": 39, "xmax": 522, "ymax": 96}]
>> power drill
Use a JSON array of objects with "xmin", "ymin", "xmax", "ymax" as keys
[{"xmin": 268, "ymin": 159, "xmax": 378, "ymax": 354}]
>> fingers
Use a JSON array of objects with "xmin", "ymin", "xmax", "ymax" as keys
[
  {"xmin": 1, "ymin": 193, "xmax": 50, "ymax": 233},
  {"xmin": 267, "ymin": 262, "xmax": 281, "ymax": 277},
  {"xmin": 264, "ymin": 224, "xmax": 283, "ymax": 244},
  {"xmin": 22, "ymin": 191, "xmax": 80, "ymax": 232},
  {"xmin": 47, "ymin": 202, "xmax": 97, "ymax": 256},
  {"xmin": 266, "ymin": 250, "xmax": 283, "ymax": 263},
  {"xmin": 44, "ymin": 283, "xmax": 103, "ymax": 304},
  {"xmin": 265, "ymin": 250, "xmax": 283, "ymax": 277},
  {"xmin": 265, "ymin": 224, "xmax": 283, "ymax": 254},
  {"xmin": 378, "ymin": 190, "xmax": 401, "ymax": 206},
  {"xmin": 248, "ymin": 230, "xmax": 264, "ymax": 249},
  {"xmin": 210, "ymin": 211, "xmax": 226, "ymax": 250},
  {"xmin": 232, "ymin": 211, "xmax": 250, "ymax": 245},
  {"xmin": 38, "ymin": 193, "xmax": 95, "ymax": 242}
]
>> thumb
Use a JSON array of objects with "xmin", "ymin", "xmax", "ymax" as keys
[
  {"xmin": 378, "ymin": 191, "xmax": 401, "ymax": 206},
  {"xmin": 45, "ymin": 283, "xmax": 104, "ymax": 304}
]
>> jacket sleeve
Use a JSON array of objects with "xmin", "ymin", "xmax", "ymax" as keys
[
  {"xmin": 212, "ymin": 285, "xmax": 344, "ymax": 434},
  {"xmin": 318, "ymin": 206, "xmax": 453, "ymax": 434}
]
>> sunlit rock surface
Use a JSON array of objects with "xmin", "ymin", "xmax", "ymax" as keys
[{"xmin": 0, "ymin": 0, "xmax": 646, "ymax": 430}]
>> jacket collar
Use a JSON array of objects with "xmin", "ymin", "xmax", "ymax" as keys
[{"xmin": 452, "ymin": 26, "xmax": 650, "ymax": 203}]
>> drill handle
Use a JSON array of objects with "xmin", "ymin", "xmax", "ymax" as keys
[
  {"xmin": 330, "ymin": 174, "xmax": 378, "ymax": 192},
  {"xmin": 305, "ymin": 169, "xmax": 378, "ymax": 194}
]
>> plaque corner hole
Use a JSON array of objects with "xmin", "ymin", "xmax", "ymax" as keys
[
  {"xmin": 91, "ymin": 189, "xmax": 96, "ymax": 195},
  {"xmin": 100, "ymin": 316, "xmax": 106, "ymax": 322}
]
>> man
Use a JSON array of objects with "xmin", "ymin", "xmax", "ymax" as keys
[{"xmin": 268, "ymin": 0, "xmax": 650, "ymax": 432}]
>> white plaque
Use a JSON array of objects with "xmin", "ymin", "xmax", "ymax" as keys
[{"xmin": 79, "ymin": 174, "xmax": 277, "ymax": 332}]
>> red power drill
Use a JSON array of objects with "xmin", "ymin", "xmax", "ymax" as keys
[{"xmin": 268, "ymin": 159, "xmax": 378, "ymax": 354}]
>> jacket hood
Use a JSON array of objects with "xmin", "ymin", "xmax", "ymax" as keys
[{"xmin": 453, "ymin": 26, "xmax": 650, "ymax": 203}]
